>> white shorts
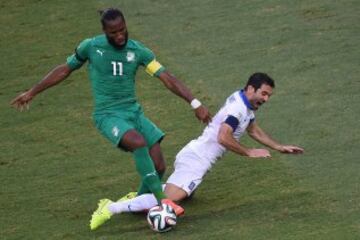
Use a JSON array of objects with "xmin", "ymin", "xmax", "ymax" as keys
[{"xmin": 166, "ymin": 145, "xmax": 211, "ymax": 196}]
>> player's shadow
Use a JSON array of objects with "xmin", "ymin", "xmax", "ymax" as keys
[
  {"xmin": 179, "ymin": 189, "xmax": 316, "ymax": 229},
  {"xmin": 93, "ymin": 189, "xmax": 315, "ymax": 236},
  {"xmin": 92, "ymin": 213, "xmax": 146, "ymax": 237}
]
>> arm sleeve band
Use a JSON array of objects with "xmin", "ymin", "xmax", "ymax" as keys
[
  {"xmin": 66, "ymin": 39, "xmax": 90, "ymax": 70},
  {"xmin": 145, "ymin": 59, "xmax": 165, "ymax": 76},
  {"xmin": 224, "ymin": 115, "xmax": 239, "ymax": 132},
  {"xmin": 75, "ymin": 48, "xmax": 87, "ymax": 62}
]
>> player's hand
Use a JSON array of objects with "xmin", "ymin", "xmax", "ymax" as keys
[
  {"xmin": 278, "ymin": 145, "xmax": 304, "ymax": 154},
  {"xmin": 10, "ymin": 90, "xmax": 34, "ymax": 111},
  {"xmin": 194, "ymin": 105, "xmax": 212, "ymax": 124},
  {"xmin": 247, "ymin": 148, "xmax": 271, "ymax": 158}
]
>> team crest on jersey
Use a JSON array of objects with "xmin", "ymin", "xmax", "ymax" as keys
[
  {"xmin": 112, "ymin": 126, "xmax": 119, "ymax": 137},
  {"xmin": 126, "ymin": 51, "xmax": 135, "ymax": 62}
]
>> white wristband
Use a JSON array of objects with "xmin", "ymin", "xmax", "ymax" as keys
[{"xmin": 190, "ymin": 98, "xmax": 202, "ymax": 109}]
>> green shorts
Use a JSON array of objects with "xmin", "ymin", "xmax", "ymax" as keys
[{"xmin": 94, "ymin": 108, "xmax": 164, "ymax": 149}]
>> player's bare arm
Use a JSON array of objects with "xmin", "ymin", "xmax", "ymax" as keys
[
  {"xmin": 158, "ymin": 71, "xmax": 211, "ymax": 124},
  {"xmin": 11, "ymin": 64, "xmax": 73, "ymax": 110},
  {"xmin": 217, "ymin": 123, "xmax": 271, "ymax": 158},
  {"xmin": 247, "ymin": 121, "xmax": 304, "ymax": 154}
]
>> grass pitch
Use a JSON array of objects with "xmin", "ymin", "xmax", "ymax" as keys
[{"xmin": 1, "ymin": 0, "xmax": 359, "ymax": 239}]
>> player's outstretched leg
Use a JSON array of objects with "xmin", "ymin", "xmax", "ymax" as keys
[
  {"xmin": 110, "ymin": 194, "xmax": 184, "ymax": 216},
  {"xmin": 161, "ymin": 199, "xmax": 185, "ymax": 216},
  {"xmin": 90, "ymin": 199, "xmax": 113, "ymax": 230}
]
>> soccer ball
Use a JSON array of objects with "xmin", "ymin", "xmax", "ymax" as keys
[{"xmin": 147, "ymin": 203, "xmax": 177, "ymax": 233}]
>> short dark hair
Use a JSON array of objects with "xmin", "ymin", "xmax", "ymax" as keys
[
  {"xmin": 245, "ymin": 72, "xmax": 275, "ymax": 91},
  {"xmin": 99, "ymin": 8, "xmax": 125, "ymax": 28}
]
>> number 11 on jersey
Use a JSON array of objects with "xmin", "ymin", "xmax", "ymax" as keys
[{"xmin": 111, "ymin": 61, "xmax": 123, "ymax": 76}]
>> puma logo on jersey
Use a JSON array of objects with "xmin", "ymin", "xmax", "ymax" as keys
[{"xmin": 96, "ymin": 49, "xmax": 104, "ymax": 56}]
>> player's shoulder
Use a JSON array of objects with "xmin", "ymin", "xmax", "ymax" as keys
[
  {"xmin": 90, "ymin": 34, "xmax": 109, "ymax": 47},
  {"xmin": 75, "ymin": 35, "xmax": 104, "ymax": 50},
  {"xmin": 225, "ymin": 90, "xmax": 247, "ymax": 111},
  {"xmin": 226, "ymin": 91, "xmax": 242, "ymax": 105},
  {"xmin": 126, "ymin": 39, "xmax": 150, "ymax": 51}
]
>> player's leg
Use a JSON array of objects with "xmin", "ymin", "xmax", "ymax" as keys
[
  {"xmin": 149, "ymin": 142, "xmax": 166, "ymax": 180},
  {"xmin": 94, "ymin": 114, "xmax": 165, "ymax": 201},
  {"xmin": 115, "ymin": 145, "xmax": 207, "ymax": 217},
  {"xmin": 109, "ymin": 183, "xmax": 186, "ymax": 214},
  {"xmin": 90, "ymin": 131, "xmax": 166, "ymax": 230},
  {"xmin": 164, "ymin": 144, "xmax": 208, "ymax": 211},
  {"xmin": 90, "ymin": 115, "xmax": 165, "ymax": 230},
  {"xmin": 112, "ymin": 145, "xmax": 195, "ymax": 216},
  {"xmin": 110, "ymin": 191, "xmax": 159, "ymax": 214},
  {"xmin": 164, "ymin": 183, "xmax": 188, "ymax": 202},
  {"xmin": 118, "ymin": 110, "xmax": 188, "ymax": 217},
  {"xmin": 119, "ymin": 129, "xmax": 165, "ymax": 201},
  {"xmin": 123, "ymin": 130, "xmax": 184, "ymax": 216},
  {"xmin": 137, "ymin": 142, "xmax": 166, "ymax": 195},
  {"xmin": 136, "ymin": 114, "xmax": 166, "ymax": 195}
]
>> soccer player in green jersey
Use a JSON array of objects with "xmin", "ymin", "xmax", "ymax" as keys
[{"xmin": 11, "ymin": 8, "xmax": 211, "ymax": 230}]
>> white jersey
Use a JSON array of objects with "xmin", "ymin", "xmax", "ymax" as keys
[{"xmin": 187, "ymin": 90, "xmax": 255, "ymax": 169}]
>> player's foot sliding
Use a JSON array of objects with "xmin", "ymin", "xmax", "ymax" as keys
[
  {"xmin": 161, "ymin": 199, "xmax": 184, "ymax": 216},
  {"xmin": 90, "ymin": 199, "xmax": 113, "ymax": 230}
]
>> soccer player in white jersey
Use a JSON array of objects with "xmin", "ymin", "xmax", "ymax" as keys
[{"xmin": 92, "ymin": 72, "xmax": 304, "ymax": 226}]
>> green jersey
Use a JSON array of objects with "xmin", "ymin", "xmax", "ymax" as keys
[{"xmin": 66, "ymin": 35, "xmax": 165, "ymax": 114}]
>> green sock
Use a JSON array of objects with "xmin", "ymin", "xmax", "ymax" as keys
[
  {"xmin": 133, "ymin": 147, "xmax": 166, "ymax": 202},
  {"xmin": 137, "ymin": 164, "xmax": 165, "ymax": 195}
]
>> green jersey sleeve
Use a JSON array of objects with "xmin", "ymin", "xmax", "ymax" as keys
[
  {"xmin": 138, "ymin": 45, "xmax": 165, "ymax": 77},
  {"xmin": 66, "ymin": 38, "xmax": 91, "ymax": 70}
]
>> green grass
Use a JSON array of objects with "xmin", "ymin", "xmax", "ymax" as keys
[{"xmin": 1, "ymin": 0, "xmax": 359, "ymax": 239}]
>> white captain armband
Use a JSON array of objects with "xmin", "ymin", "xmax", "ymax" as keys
[{"xmin": 224, "ymin": 115, "xmax": 239, "ymax": 132}]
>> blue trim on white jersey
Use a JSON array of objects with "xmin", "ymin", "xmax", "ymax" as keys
[
  {"xmin": 225, "ymin": 115, "xmax": 240, "ymax": 132},
  {"xmin": 239, "ymin": 90, "xmax": 254, "ymax": 110}
]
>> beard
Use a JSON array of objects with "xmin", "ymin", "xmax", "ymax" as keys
[{"xmin": 106, "ymin": 31, "xmax": 128, "ymax": 49}]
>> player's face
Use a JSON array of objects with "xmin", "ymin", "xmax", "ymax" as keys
[
  {"xmin": 103, "ymin": 17, "xmax": 128, "ymax": 49},
  {"xmin": 248, "ymin": 84, "xmax": 273, "ymax": 110}
]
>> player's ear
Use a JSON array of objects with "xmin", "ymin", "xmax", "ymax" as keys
[{"xmin": 247, "ymin": 85, "xmax": 255, "ymax": 94}]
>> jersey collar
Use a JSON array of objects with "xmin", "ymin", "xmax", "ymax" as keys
[{"xmin": 239, "ymin": 90, "xmax": 254, "ymax": 110}]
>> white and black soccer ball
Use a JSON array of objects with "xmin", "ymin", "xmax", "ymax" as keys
[{"xmin": 147, "ymin": 203, "xmax": 177, "ymax": 233}]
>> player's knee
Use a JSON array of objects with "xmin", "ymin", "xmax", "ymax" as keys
[
  {"xmin": 168, "ymin": 191, "xmax": 187, "ymax": 202},
  {"xmin": 120, "ymin": 130, "xmax": 147, "ymax": 151},
  {"xmin": 131, "ymin": 137, "xmax": 147, "ymax": 149},
  {"xmin": 164, "ymin": 183, "xmax": 187, "ymax": 202}
]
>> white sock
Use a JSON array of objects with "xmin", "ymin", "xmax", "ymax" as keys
[
  {"xmin": 108, "ymin": 199, "xmax": 132, "ymax": 214},
  {"xmin": 108, "ymin": 193, "xmax": 158, "ymax": 214}
]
